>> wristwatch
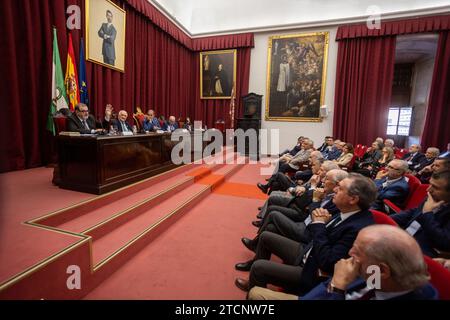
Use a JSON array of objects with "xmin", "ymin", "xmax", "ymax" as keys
[{"xmin": 327, "ymin": 282, "xmax": 346, "ymax": 295}]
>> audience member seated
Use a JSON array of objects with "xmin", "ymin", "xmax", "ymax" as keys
[
  {"xmin": 257, "ymin": 151, "xmax": 323, "ymax": 194},
  {"xmin": 320, "ymin": 137, "xmax": 340, "ymax": 160},
  {"xmin": 234, "ymin": 173, "xmax": 376, "ymax": 295},
  {"xmin": 242, "ymin": 169, "xmax": 348, "ymax": 252},
  {"xmin": 384, "ymin": 138, "xmax": 395, "ymax": 148},
  {"xmin": 371, "ymin": 159, "xmax": 410, "ymax": 213},
  {"xmin": 357, "ymin": 141, "xmax": 383, "ymax": 169},
  {"xmin": 248, "ymin": 225, "xmax": 437, "ymax": 300},
  {"xmin": 391, "ymin": 170, "xmax": 450, "ymax": 257},
  {"xmin": 375, "ymin": 137, "xmax": 385, "ymax": 148},
  {"xmin": 279, "ymin": 136, "xmax": 304, "ymax": 157},
  {"xmin": 414, "ymin": 147, "xmax": 440, "ymax": 182},
  {"xmin": 333, "ymin": 143, "xmax": 354, "ymax": 168},
  {"xmin": 416, "ymin": 157, "xmax": 450, "ymax": 184},
  {"xmin": 363, "ymin": 146, "xmax": 395, "ymax": 179},
  {"xmin": 402, "ymin": 144, "xmax": 426, "ymax": 171},
  {"xmin": 143, "ymin": 109, "xmax": 161, "ymax": 132},
  {"xmin": 274, "ymin": 138, "xmax": 314, "ymax": 174},
  {"xmin": 166, "ymin": 116, "xmax": 179, "ymax": 132},
  {"xmin": 66, "ymin": 103, "xmax": 107, "ymax": 134},
  {"xmin": 317, "ymin": 136, "xmax": 332, "ymax": 153}
]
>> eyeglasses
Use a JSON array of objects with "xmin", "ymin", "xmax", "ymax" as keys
[{"xmin": 80, "ymin": 110, "xmax": 89, "ymax": 113}]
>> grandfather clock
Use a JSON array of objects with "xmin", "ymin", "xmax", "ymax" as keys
[{"xmin": 236, "ymin": 93, "xmax": 262, "ymax": 160}]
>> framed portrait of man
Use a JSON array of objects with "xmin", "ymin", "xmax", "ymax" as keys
[
  {"xmin": 265, "ymin": 32, "xmax": 329, "ymax": 122},
  {"xmin": 200, "ymin": 49, "xmax": 237, "ymax": 99},
  {"xmin": 86, "ymin": 0, "xmax": 126, "ymax": 72}
]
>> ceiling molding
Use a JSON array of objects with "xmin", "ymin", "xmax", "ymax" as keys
[{"xmin": 146, "ymin": 1, "xmax": 450, "ymax": 39}]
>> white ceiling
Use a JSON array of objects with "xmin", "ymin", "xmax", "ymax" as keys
[{"xmin": 150, "ymin": 0, "xmax": 450, "ymax": 36}]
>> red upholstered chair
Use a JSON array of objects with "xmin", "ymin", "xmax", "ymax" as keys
[
  {"xmin": 370, "ymin": 209, "xmax": 398, "ymax": 226},
  {"xmin": 384, "ymin": 175, "xmax": 425, "ymax": 213},
  {"xmin": 53, "ymin": 116, "xmax": 67, "ymax": 134},
  {"xmin": 133, "ymin": 107, "xmax": 146, "ymax": 131},
  {"xmin": 424, "ymin": 256, "xmax": 450, "ymax": 300}
]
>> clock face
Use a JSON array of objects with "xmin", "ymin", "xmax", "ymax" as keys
[{"xmin": 247, "ymin": 104, "xmax": 257, "ymax": 115}]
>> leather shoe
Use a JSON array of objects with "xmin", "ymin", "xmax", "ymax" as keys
[
  {"xmin": 235, "ymin": 260, "xmax": 254, "ymax": 271},
  {"xmin": 257, "ymin": 183, "xmax": 268, "ymax": 194},
  {"xmin": 235, "ymin": 278, "xmax": 250, "ymax": 292},
  {"xmin": 252, "ymin": 220, "xmax": 261, "ymax": 227},
  {"xmin": 241, "ymin": 237, "xmax": 256, "ymax": 252}
]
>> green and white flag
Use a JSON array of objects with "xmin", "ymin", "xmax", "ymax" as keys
[{"xmin": 47, "ymin": 27, "xmax": 69, "ymax": 135}]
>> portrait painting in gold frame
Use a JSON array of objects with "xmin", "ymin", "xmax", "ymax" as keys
[
  {"xmin": 200, "ymin": 49, "xmax": 237, "ymax": 99},
  {"xmin": 265, "ymin": 32, "xmax": 329, "ymax": 122},
  {"xmin": 86, "ymin": 0, "xmax": 126, "ymax": 72}
]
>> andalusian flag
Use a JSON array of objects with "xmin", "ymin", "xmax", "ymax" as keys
[
  {"xmin": 79, "ymin": 38, "xmax": 89, "ymax": 106},
  {"xmin": 65, "ymin": 33, "xmax": 80, "ymax": 110},
  {"xmin": 47, "ymin": 28, "xmax": 69, "ymax": 135}
]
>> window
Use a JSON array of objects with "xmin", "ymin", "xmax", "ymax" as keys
[{"xmin": 387, "ymin": 106, "xmax": 413, "ymax": 136}]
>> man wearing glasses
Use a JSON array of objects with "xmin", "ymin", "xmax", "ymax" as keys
[
  {"xmin": 67, "ymin": 103, "xmax": 107, "ymax": 134},
  {"xmin": 371, "ymin": 159, "xmax": 409, "ymax": 213}
]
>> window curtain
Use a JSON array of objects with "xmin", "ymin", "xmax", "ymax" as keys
[
  {"xmin": 333, "ymin": 36, "xmax": 396, "ymax": 145},
  {"xmin": 421, "ymin": 31, "xmax": 450, "ymax": 150}
]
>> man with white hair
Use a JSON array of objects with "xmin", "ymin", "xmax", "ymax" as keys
[
  {"xmin": 384, "ymin": 138, "xmax": 395, "ymax": 148},
  {"xmin": 167, "ymin": 116, "xmax": 179, "ymax": 132},
  {"xmin": 248, "ymin": 225, "xmax": 437, "ymax": 300},
  {"xmin": 402, "ymin": 144, "xmax": 426, "ymax": 171},
  {"xmin": 371, "ymin": 159, "xmax": 409, "ymax": 212}
]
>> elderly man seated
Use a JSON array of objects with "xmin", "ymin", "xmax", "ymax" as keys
[
  {"xmin": 248, "ymin": 225, "xmax": 437, "ymax": 300},
  {"xmin": 371, "ymin": 159, "xmax": 409, "ymax": 213},
  {"xmin": 402, "ymin": 144, "xmax": 426, "ymax": 171},
  {"xmin": 234, "ymin": 173, "xmax": 377, "ymax": 295},
  {"xmin": 67, "ymin": 103, "xmax": 108, "ymax": 134}
]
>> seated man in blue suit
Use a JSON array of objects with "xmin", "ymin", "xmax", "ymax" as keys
[
  {"xmin": 166, "ymin": 116, "xmax": 179, "ymax": 132},
  {"xmin": 371, "ymin": 159, "xmax": 409, "ymax": 212},
  {"xmin": 234, "ymin": 173, "xmax": 376, "ymax": 295},
  {"xmin": 391, "ymin": 170, "xmax": 450, "ymax": 257},
  {"xmin": 248, "ymin": 225, "xmax": 437, "ymax": 300},
  {"xmin": 143, "ymin": 109, "xmax": 161, "ymax": 132}
]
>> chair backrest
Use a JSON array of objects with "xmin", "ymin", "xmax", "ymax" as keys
[
  {"xmin": 370, "ymin": 209, "xmax": 398, "ymax": 226},
  {"xmin": 405, "ymin": 184, "xmax": 429, "ymax": 210},
  {"xmin": 133, "ymin": 113, "xmax": 146, "ymax": 131},
  {"xmin": 403, "ymin": 174, "xmax": 422, "ymax": 208},
  {"xmin": 53, "ymin": 116, "xmax": 67, "ymax": 134},
  {"xmin": 424, "ymin": 255, "xmax": 450, "ymax": 300}
]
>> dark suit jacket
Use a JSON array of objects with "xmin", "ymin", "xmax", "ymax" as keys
[
  {"xmin": 402, "ymin": 152, "xmax": 426, "ymax": 170},
  {"xmin": 67, "ymin": 114, "xmax": 102, "ymax": 134},
  {"xmin": 391, "ymin": 203, "xmax": 450, "ymax": 257},
  {"xmin": 98, "ymin": 23, "xmax": 117, "ymax": 61},
  {"xmin": 372, "ymin": 176, "xmax": 409, "ymax": 211},
  {"xmin": 111, "ymin": 119, "xmax": 132, "ymax": 132},
  {"xmin": 301, "ymin": 278, "xmax": 438, "ymax": 300},
  {"xmin": 323, "ymin": 147, "xmax": 341, "ymax": 160},
  {"xmin": 296, "ymin": 209, "xmax": 375, "ymax": 294}
]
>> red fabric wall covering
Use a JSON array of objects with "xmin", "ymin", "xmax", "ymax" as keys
[
  {"xmin": 421, "ymin": 31, "xmax": 450, "ymax": 150},
  {"xmin": 0, "ymin": 0, "xmax": 253, "ymax": 172},
  {"xmin": 336, "ymin": 14, "xmax": 450, "ymax": 40},
  {"xmin": 191, "ymin": 33, "xmax": 255, "ymax": 51},
  {"xmin": 333, "ymin": 36, "xmax": 397, "ymax": 146}
]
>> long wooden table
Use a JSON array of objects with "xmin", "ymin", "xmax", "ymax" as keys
[{"xmin": 57, "ymin": 132, "xmax": 206, "ymax": 194}]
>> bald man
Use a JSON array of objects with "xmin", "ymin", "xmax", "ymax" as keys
[{"xmin": 249, "ymin": 225, "xmax": 437, "ymax": 300}]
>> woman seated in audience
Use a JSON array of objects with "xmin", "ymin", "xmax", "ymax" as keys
[
  {"xmin": 372, "ymin": 146, "xmax": 395, "ymax": 179},
  {"xmin": 333, "ymin": 143, "xmax": 354, "ymax": 168}
]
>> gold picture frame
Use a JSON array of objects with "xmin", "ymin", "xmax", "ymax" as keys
[
  {"xmin": 265, "ymin": 32, "xmax": 329, "ymax": 122},
  {"xmin": 86, "ymin": 0, "xmax": 126, "ymax": 72},
  {"xmin": 200, "ymin": 49, "xmax": 237, "ymax": 99}
]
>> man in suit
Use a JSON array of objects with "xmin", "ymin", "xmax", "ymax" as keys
[
  {"xmin": 107, "ymin": 110, "xmax": 132, "ymax": 133},
  {"xmin": 279, "ymin": 136, "xmax": 303, "ymax": 157},
  {"xmin": 248, "ymin": 225, "xmax": 437, "ymax": 300},
  {"xmin": 371, "ymin": 159, "xmax": 409, "ymax": 212},
  {"xmin": 241, "ymin": 169, "xmax": 348, "ymax": 251},
  {"xmin": 234, "ymin": 173, "xmax": 376, "ymax": 295},
  {"xmin": 402, "ymin": 144, "xmax": 426, "ymax": 171},
  {"xmin": 440, "ymin": 143, "xmax": 450, "ymax": 158},
  {"xmin": 67, "ymin": 103, "xmax": 106, "ymax": 134},
  {"xmin": 391, "ymin": 170, "xmax": 450, "ymax": 257},
  {"xmin": 143, "ymin": 109, "xmax": 161, "ymax": 132},
  {"xmin": 98, "ymin": 10, "xmax": 117, "ymax": 66},
  {"xmin": 166, "ymin": 116, "xmax": 179, "ymax": 132}
]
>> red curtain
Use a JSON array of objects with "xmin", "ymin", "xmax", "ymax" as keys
[
  {"xmin": 336, "ymin": 14, "xmax": 450, "ymax": 40},
  {"xmin": 333, "ymin": 36, "xmax": 396, "ymax": 145},
  {"xmin": 421, "ymin": 31, "xmax": 450, "ymax": 150},
  {"xmin": 0, "ymin": 0, "xmax": 253, "ymax": 173}
]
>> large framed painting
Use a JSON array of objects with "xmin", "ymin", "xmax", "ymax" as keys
[
  {"xmin": 265, "ymin": 32, "xmax": 329, "ymax": 122},
  {"xmin": 86, "ymin": 0, "xmax": 126, "ymax": 72},
  {"xmin": 200, "ymin": 49, "xmax": 237, "ymax": 99}
]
